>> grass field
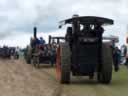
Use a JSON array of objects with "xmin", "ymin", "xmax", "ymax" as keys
[
  {"xmin": 109, "ymin": 65, "xmax": 128, "ymax": 96},
  {"xmin": 32, "ymin": 62, "xmax": 128, "ymax": 96},
  {"xmin": 20, "ymin": 58, "xmax": 128, "ymax": 96},
  {"xmin": 58, "ymin": 65, "xmax": 128, "ymax": 96}
]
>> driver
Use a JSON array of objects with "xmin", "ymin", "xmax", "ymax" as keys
[{"xmin": 94, "ymin": 24, "xmax": 104, "ymax": 38}]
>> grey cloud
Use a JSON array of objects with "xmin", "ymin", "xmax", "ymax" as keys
[
  {"xmin": 0, "ymin": 32, "xmax": 13, "ymax": 39},
  {"xmin": 0, "ymin": 0, "xmax": 127, "ymax": 46}
]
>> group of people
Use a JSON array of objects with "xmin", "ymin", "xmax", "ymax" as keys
[
  {"xmin": 30, "ymin": 36, "xmax": 57, "ymax": 65},
  {"xmin": 121, "ymin": 45, "xmax": 128, "ymax": 67},
  {"xmin": 37, "ymin": 44, "xmax": 57, "ymax": 64},
  {"xmin": 30, "ymin": 37, "xmax": 46, "ymax": 47},
  {"xmin": 112, "ymin": 44, "xmax": 128, "ymax": 72}
]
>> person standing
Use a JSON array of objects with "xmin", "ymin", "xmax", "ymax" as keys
[
  {"xmin": 120, "ymin": 45, "xmax": 127, "ymax": 64},
  {"xmin": 50, "ymin": 45, "xmax": 57, "ymax": 66},
  {"xmin": 95, "ymin": 24, "xmax": 104, "ymax": 75},
  {"xmin": 113, "ymin": 47, "xmax": 121, "ymax": 72},
  {"xmin": 39, "ymin": 37, "xmax": 45, "ymax": 45},
  {"xmin": 126, "ymin": 55, "xmax": 128, "ymax": 68},
  {"xmin": 15, "ymin": 46, "xmax": 20, "ymax": 59}
]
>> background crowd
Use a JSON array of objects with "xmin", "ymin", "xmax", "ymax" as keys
[{"xmin": 112, "ymin": 44, "xmax": 128, "ymax": 72}]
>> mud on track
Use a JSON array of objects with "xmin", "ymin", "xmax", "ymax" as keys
[{"xmin": 0, "ymin": 58, "xmax": 128, "ymax": 96}]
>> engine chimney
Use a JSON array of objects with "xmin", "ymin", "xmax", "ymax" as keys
[{"xmin": 34, "ymin": 26, "xmax": 37, "ymax": 38}]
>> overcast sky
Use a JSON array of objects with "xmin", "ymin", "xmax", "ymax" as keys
[{"xmin": 0, "ymin": 0, "xmax": 128, "ymax": 48}]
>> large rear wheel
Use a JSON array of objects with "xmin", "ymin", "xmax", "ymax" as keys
[
  {"xmin": 56, "ymin": 43, "xmax": 71, "ymax": 84},
  {"xmin": 97, "ymin": 43, "xmax": 113, "ymax": 84}
]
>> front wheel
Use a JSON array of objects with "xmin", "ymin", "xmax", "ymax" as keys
[{"xmin": 32, "ymin": 56, "xmax": 40, "ymax": 68}]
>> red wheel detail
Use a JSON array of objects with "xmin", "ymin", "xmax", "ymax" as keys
[{"xmin": 56, "ymin": 46, "xmax": 61, "ymax": 81}]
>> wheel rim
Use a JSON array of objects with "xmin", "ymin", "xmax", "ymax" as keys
[{"xmin": 56, "ymin": 45, "xmax": 61, "ymax": 81}]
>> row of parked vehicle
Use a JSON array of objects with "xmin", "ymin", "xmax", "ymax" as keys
[{"xmin": 0, "ymin": 46, "xmax": 19, "ymax": 59}]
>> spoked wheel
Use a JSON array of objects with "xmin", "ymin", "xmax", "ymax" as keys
[
  {"xmin": 26, "ymin": 45, "xmax": 32, "ymax": 64},
  {"xmin": 26, "ymin": 53, "xmax": 31, "ymax": 64},
  {"xmin": 32, "ymin": 56, "xmax": 40, "ymax": 68},
  {"xmin": 56, "ymin": 43, "xmax": 71, "ymax": 84},
  {"xmin": 26, "ymin": 58, "xmax": 31, "ymax": 64}
]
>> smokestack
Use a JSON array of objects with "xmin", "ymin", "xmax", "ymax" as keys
[
  {"xmin": 48, "ymin": 35, "xmax": 52, "ymax": 44},
  {"xmin": 34, "ymin": 26, "xmax": 37, "ymax": 38}
]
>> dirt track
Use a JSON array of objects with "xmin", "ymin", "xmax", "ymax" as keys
[
  {"xmin": 0, "ymin": 58, "xmax": 128, "ymax": 96},
  {"xmin": 0, "ymin": 59, "xmax": 60, "ymax": 96}
]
